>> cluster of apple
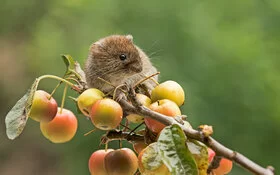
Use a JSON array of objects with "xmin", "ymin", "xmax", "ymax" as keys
[
  {"xmin": 77, "ymin": 88, "xmax": 123, "ymax": 131},
  {"xmin": 28, "ymin": 90, "xmax": 78, "ymax": 143},
  {"xmin": 88, "ymin": 148, "xmax": 138, "ymax": 175},
  {"xmin": 76, "ymin": 80, "xmax": 184, "ymax": 133},
  {"xmin": 87, "ymin": 147, "xmax": 233, "ymax": 175},
  {"xmin": 28, "ymin": 79, "xmax": 233, "ymax": 175}
]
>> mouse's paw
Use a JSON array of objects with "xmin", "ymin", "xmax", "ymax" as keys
[
  {"xmin": 114, "ymin": 91, "xmax": 127, "ymax": 102},
  {"xmin": 113, "ymin": 84, "xmax": 128, "ymax": 102}
]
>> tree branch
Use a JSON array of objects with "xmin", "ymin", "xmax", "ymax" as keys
[
  {"xmin": 101, "ymin": 130, "xmax": 144, "ymax": 144},
  {"xmin": 117, "ymin": 87, "xmax": 275, "ymax": 175}
]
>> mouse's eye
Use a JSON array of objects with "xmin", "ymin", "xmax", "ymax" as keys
[{"xmin": 119, "ymin": 54, "xmax": 127, "ymax": 61}]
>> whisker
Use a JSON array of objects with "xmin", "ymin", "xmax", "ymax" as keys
[{"xmin": 148, "ymin": 49, "xmax": 163, "ymax": 58}]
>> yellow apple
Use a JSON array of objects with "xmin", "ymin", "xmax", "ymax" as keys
[
  {"xmin": 29, "ymin": 90, "xmax": 58, "ymax": 122},
  {"xmin": 90, "ymin": 98, "xmax": 123, "ymax": 130},
  {"xmin": 77, "ymin": 88, "xmax": 105, "ymax": 117},
  {"xmin": 151, "ymin": 80, "xmax": 185, "ymax": 106}
]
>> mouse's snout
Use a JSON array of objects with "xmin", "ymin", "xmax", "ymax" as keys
[
  {"xmin": 131, "ymin": 64, "xmax": 143, "ymax": 73},
  {"xmin": 129, "ymin": 60, "xmax": 143, "ymax": 73}
]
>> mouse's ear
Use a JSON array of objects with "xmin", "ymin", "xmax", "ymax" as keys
[
  {"xmin": 126, "ymin": 35, "xmax": 133, "ymax": 42},
  {"xmin": 92, "ymin": 39, "xmax": 105, "ymax": 49},
  {"xmin": 94, "ymin": 41, "xmax": 103, "ymax": 47},
  {"xmin": 89, "ymin": 40, "xmax": 106, "ymax": 54}
]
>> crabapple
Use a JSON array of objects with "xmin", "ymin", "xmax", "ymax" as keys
[
  {"xmin": 40, "ymin": 108, "xmax": 78, "ymax": 143},
  {"xmin": 77, "ymin": 88, "xmax": 104, "ymax": 117},
  {"xmin": 29, "ymin": 90, "xmax": 57, "ymax": 122},
  {"xmin": 90, "ymin": 98, "xmax": 123, "ymax": 130},
  {"xmin": 104, "ymin": 148, "xmax": 138, "ymax": 175},
  {"xmin": 208, "ymin": 148, "xmax": 233, "ymax": 175},
  {"xmin": 133, "ymin": 141, "xmax": 148, "ymax": 154},
  {"xmin": 88, "ymin": 149, "xmax": 114, "ymax": 175},
  {"xmin": 151, "ymin": 80, "xmax": 185, "ymax": 106},
  {"xmin": 213, "ymin": 158, "xmax": 233, "ymax": 175},
  {"xmin": 145, "ymin": 99, "xmax": 181, "ymax": 133},
  {"xmin": 208, "ymin": 148, "xmax": 215, "ymax": 162}
]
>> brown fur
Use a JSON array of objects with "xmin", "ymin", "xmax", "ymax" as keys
[{"xmin": 84, "ymin": 35, "xmax": 158, "ymax": 93}]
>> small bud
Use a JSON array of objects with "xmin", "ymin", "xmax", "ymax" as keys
[{"xmin": 199, "ymin": 125, "xmax": 213, "ymax": 137}]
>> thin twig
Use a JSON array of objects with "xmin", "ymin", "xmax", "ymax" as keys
[
  {"xmin": 113, "ymin": 84, "xmax": 127, "ymax": 100},
  {"xmin": 49, "ymin": 81, "xmax": 63, "ymax": 100},
  {"xmin": 102, "ymin": 130, "xmax": 145, "ymax": 143},
  {"xmin": 84, "ymin": 128, "xmax": 97, "ymax": 136},
  {"xmin": 119, "ymin": 123, "xmax": 132, "ymax": 131},
  {"xmin": 98, "ymin": 77, "xmax": 116, "ymax": 87},
  {"xmin": 133, "ymin": 72, "xmax": 160, "ymax": 88},
  {"xmin": 65, "ymin": 77, "xmax": 82, "ymax": 85},
  {"xmin": 127, "ymin": 122, "xmax": 145, "ymax": 138},
  {"xmin": 150, "ymin": 77, "xmax": 160, "ymax": 86},
  {"xmin": 97, "ymin": 77, "xmax": 127, "ymax": 94},
  {"xmin": 60, "ymin": 84, "xmax": 68, "ymax": 113}
]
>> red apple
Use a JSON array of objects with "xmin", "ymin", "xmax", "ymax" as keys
[
  {"xmin": 90, "ymin": 98, "xmax": 123, "ymax": 130},
  {"xmin": 104, "ymin": 148, "xmax": 138, "ymax": 175},
  {"xmin": 127, "ymin": 94, "xmax": 151, "ymax": 123},
  {"xmin": 29, "ymin": 90, "xmax": 58, "ymax": 122},
  {"xmin": 208, "ymin": 148, "xmax": 233, "ymax": 175},
  {"xmin": 145, "ymin": 99, "xmax": 181, "ymax": 133},
  {"xmin": 213, "ymin": 158, "xmax": 233, "ymax": 175},
  {"xmin": 151, "ymin": 80, "xmax": 185, "ymax": 106},
  {"xmin": 40, "ymin": 108, "xmax": 78, "ymax": 143},
  {"xmin": 88, "ymin": 149, "xmax": 114, "ymax": 175},
  {"xmin": 77, "ymin": 88, "xmax": 105, "ymax": 117},
  {"xmin": 208, "ymin": 148, "xmax": 215, "ymax": 162},
  {"xmin": 133, "ymin": 141, "xmax": 148, "ymax": 154}
]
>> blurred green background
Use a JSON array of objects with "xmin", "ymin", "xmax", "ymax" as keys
[{"xmin": 1, "ymin": 0, "xmax": 280, "ymax": 174}]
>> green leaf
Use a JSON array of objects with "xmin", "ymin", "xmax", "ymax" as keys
[
  {"xmin": 5, "ymin": 79, "xmax": 39, "ymax": 140},
  {"xmin": 140, "ymin": 142, "xmax": 171, "ymax": 175},
  {"xmin": 61, "ymin": 54, "xmax": 75, "ymax": 75},
  {"xmin": 5, "ymin": 91, "xmax": 29, "ymax": 140},
  {"xmin": 187, "ymin": 140, "xmax": 209, "ymax": 175},
  {"xmin": 61, "ymin": 54, "xmax": 85, "ymax": 82},
  {"xmin": 157, "ymin": 124, "xmax": 198, "ymax": 175},
  {"xmin": 141, "ymin": 142, "xmax": 164, "ymax": 171}
]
